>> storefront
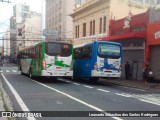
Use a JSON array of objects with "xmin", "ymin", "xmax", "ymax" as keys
[
  {"xmin": 101, "ymin": 11, "xmax": 149, "ymax": 80},
  {"xmin": 146, "ymin": 21, "xmax": 160, "ymax": 80}
]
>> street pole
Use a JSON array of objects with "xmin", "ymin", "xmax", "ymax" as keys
[{"xmin": 41, "ymin": 0, "xmax": 45, "ymax": 41}]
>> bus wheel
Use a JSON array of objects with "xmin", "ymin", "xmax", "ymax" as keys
[
  {"xmin": 90, "ymin": 77, "xmax": 99, "ymax": 82},
  {"xmin": 20, "ymin": 66, "xmax": 24, "ymax": 75},
  {"xmin": 29, "ymin": 69, "xmax": 33, "ymax": 78}
]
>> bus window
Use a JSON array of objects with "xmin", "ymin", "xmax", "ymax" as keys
[
  {"xmin": 82, "ymin": 46, "xmax": 92, "ymax": 59},
  {"xmin": 98, "ymin": 44, "xmax": 121, "ymax": 58},
  {"xmin": 46, "ymin": 42, "xmax": 72, "ymax": 57},
  {"xmin": 74, "ymin": 46, "xmax": 92, "ymax": 59},
  {"xmin": 74, "ymin": 48, "xmax": 83, "ymax": 59}
]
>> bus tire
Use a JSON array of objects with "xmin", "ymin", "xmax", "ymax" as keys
[
  {"xmin": 29, "ymin": 69, "xmax": 33, "ymax": 79},
  {"xmin": 20, "ymin": 66, "xmax": 24, "ymax": 75},
  {"xmin": 90, "ymin": 77, "xmax": 99, "ymax": 82}
]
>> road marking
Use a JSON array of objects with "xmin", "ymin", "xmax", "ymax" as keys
[
  {"xmin": 73, "ymin": 83, "xmax": 80, "ymax": 85},
  {"xmin": 30, "ymin": 78, "xmax": 123, "ymax": 120},
  {"xmin": 122, "ymin": 87, "xmax": 146, "ymax": 92},
  {"xmin": 56, "ymin": 101, "xmax": 63, "ymax": 104},
  {"xmin": 115, "ymin": 93, "xmax": 132, "ymax": 98},
  {"xmin": 100, "ymin": 81, "xmax": 146, "ymax": 92},
  {"xmin": 12, "ymin": 70, "xmax": 17, "ymax": 72},
  {"xmin": 83, "ymin": 85, "xmax": 93, "ymax": 89},
  {"xmin": 139, "ymin": 99, "xmax": 160, "ymax": 106},
  {"xmin": 6, "ymin": 70, "xmax": 10, "ymax": 72},
  {"xmin": 0, "ymin": 70, "xmax": 3, "ymax": 72},
  {"xmin": 57, "ymin": 79, "xmax": 66, "ymax": 82},
  {"xmin": 97, "ymin": 89, "xmax": 110, "ymax": 93},
  {"xmin": 1, "ymin": 74, "xmax": 36, "ymax": 120},
  {"xmin": 64, "ymin": 80, "xmax": 72, "ymax": 83}
]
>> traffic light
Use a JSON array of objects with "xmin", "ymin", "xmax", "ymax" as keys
[{"xmin": 18, "ymin": 29, "xmax": 22, "ymax": 36}]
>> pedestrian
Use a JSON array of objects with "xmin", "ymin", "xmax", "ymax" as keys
[
  {"xmin": 148, "ymin": 68, "xmax": 154, "ymax": 83},
  {"xmin": 143, "ymin": 65, "xmax": 149, "ymax": 85},
  {"xmin": 125, "ymin": 61, "xmax": 131, "ymax": 80}
]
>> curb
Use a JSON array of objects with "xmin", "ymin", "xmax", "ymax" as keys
[
  {"xmin": 0, "ymin": 76, "xmax": 15, "ymax": 120},
  {"xmin": 100, "ymin": 79, "xmax": 160, "ymax": 92}
]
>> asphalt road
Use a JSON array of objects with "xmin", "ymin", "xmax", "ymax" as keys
[{"xmin": 1, "ymin": 65, "xmax": 160, "ymax": 120}]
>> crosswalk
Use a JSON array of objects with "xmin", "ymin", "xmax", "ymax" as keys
[{"xmin": 0, "ymin": 70, "xmax": 20, "ymax": 73}]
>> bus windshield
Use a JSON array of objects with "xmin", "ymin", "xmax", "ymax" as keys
[
  {"xmin": 46, "ymin": 42, "xmax": 72, "ymax": 57},
  {"xmin": 98, "ymin": 43, "xmax": 121, "ymax": 58}
]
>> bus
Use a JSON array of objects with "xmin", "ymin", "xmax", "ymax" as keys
[
  {"xmin": 18, "ymin": 41, "xmax": 73, "ymax": 78},
  {"xmin": 73, "ymin": 41, "xmax": 122, "ymax": 81}
]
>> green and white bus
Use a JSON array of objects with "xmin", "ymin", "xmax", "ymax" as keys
[{"xmin": 18, "ymin": 41, "xmax": 73, "ymax": 78}]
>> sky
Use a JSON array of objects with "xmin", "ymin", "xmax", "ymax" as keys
[{"xmin": 0, "ymin": 0, "xmax": 44, "ymax": 45}]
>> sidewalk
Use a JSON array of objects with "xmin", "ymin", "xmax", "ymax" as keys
[
  {"xmin": 0, "ymin": 78, "xmax": 14, "ymax": 120},
  {"xmin": 100, "ymin": 78, "xmax": 160, "ymax": 92}
]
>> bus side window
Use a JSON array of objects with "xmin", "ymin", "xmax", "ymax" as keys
[
  {"xmin": 74, "ymin": 48, "xmax": 82, "ymax": 59},
  {"xmin": 39, "ymin": 46, "xmax": 41, "ymax": 58},
  {"xmin": 35, "ymin": 46, "xmax": 39, "ymax": 58},
  {"xmin": 82, "ymin": 46, "xmax": 92, "ymax": 59}
]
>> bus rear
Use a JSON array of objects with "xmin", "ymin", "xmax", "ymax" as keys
[
  {"xmin": 92, "ymin": 42, "xmax": 122, "ymax": 78},
  {"xmin": 42, "ymin": 42, "xmax": 73, "ymax": 77}
]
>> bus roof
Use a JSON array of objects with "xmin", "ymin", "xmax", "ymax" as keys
[
  {"xmin": 74, "ymin": 40, "xmax": 122, "ymax": 48},
  {"xmin": 19, "ymin": 41, "xmax": 72, "ymax": 51}
]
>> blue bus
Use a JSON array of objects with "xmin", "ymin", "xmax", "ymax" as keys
[{"xmin": 73, "ymin": 41, "xmax": 122, "ymax": 81}]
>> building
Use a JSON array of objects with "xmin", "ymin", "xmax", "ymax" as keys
[
  {"xmin": 45, "ymin": 0, "xmax": 75, "ymax": 41},
  {"xmin": 2, "ymin": 29, "xmax": 10, "ymax": 56},
  {"xmin": 70, "ymin": 0, "xmax": 154, "ymax": 45},
  {"xmin": 10, "ymin": 3, "xmax": 30, "ymax": 57},
  {"xmin": 101, "ymin": 11, "xmax": 149, "ymax": 80},
  {"xmin": 19, "ymin": 11, "xmax": 42, "ymax": 50},
  {"xmin": 146, "ymin": 8, "xmax": 160, "ymax": 81}
]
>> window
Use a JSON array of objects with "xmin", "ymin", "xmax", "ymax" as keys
[
  {"xmin": 99, "ymin": 18, "xmax": 102, "ymax": 34},
  {"xmin": 98, "ymin": 44, "xmax": 121, "ymax": 58},
  {"xmin": 90, "ymin": 21, "xmax": 92, "ymax": 36},
  {"xmin": 83, "ymin": 23, "xmax": 86, "ymax": 37},
  {"xmin": 114, "ymin": 30, "xmax": 124, "ymax": 35},
  {"xmin": 78, "ymin": 25, "xmax": 79, "ymax": 38},
  {"xmin": 46, "ymin": 43, "xmax": 72, "ymax": 57},
  {"xmin": 75, "ymin": 25, "xmax": 79, "ymax": 38},
  {"xmin": 74, "ymin": 46, "xmax": 92, "ymax": 59},
  {"xmin": 93, "ymin": 20, "xmax": 95, "ymax": 35},
  {"xmin": 103, "ymin": 16, "xmax": 106, "ymax": 33},
  {"xmin": 75, "ymin": 26, "xmax": 77, "ymax": 38},
  {"xmin": 35, "ymin": 46, "xmax": 40, "ymax": 58},
  {"xmin": 131, "ymin": 26, "xmax": 145, "ymax": 32}
]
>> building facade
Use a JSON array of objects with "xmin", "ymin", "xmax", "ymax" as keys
[
  {"xmin": 146, "ymin": 21, "xmax": 160, "ymax": 81},
  {"xmin": 101, "ymin": 11, "xmax": 149, "ymax": 80},
  {"xmin": 146, "ymin": 8, "xmax": 160, "ymax": 81},
  {"xmin": 19, "ymin": 11, "xmax": 42, "ymax": 50},
  {"xmin": 45, "ymin": 0, "xmax": 75, "ymax": 41},
  {"xmin": 2, "ymin": 29, "xmax": 10, "ymax": 56},
  {"xmin": 10, "ymin": 3, "xmax": 30, "ymax": 57},
  {"xmin": 71, "ymin": 0, "xmax": 150, "ymax": 45}
]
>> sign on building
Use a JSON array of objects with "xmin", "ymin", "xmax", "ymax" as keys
[
  {"xmin": 155, "ymin": 31, "xmax": 160, "ymax": 39},
  {"xmin": 43, "ymin": 29, "xmax": 59, "ymax": 36}
]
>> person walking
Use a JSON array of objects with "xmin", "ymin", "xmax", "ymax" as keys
[
  {"xmin": 148, "ymin": 68, "xmax": 154, "ymax": 83},
  {"xmin": 125, "ymin": 61, "xmax": 131, "ymax": 80},
  {"xmin": 143, "ymin": 65, "xmax": 150, "ymax": 85}
]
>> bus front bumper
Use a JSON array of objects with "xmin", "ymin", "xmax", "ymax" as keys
[
  {"xmin": 91, "ymin": 70, "xmax": 121, "ymax": 78},
  {"xmin": 41, "ymin": 70, "xmax": 73, "ymax": 77}
]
